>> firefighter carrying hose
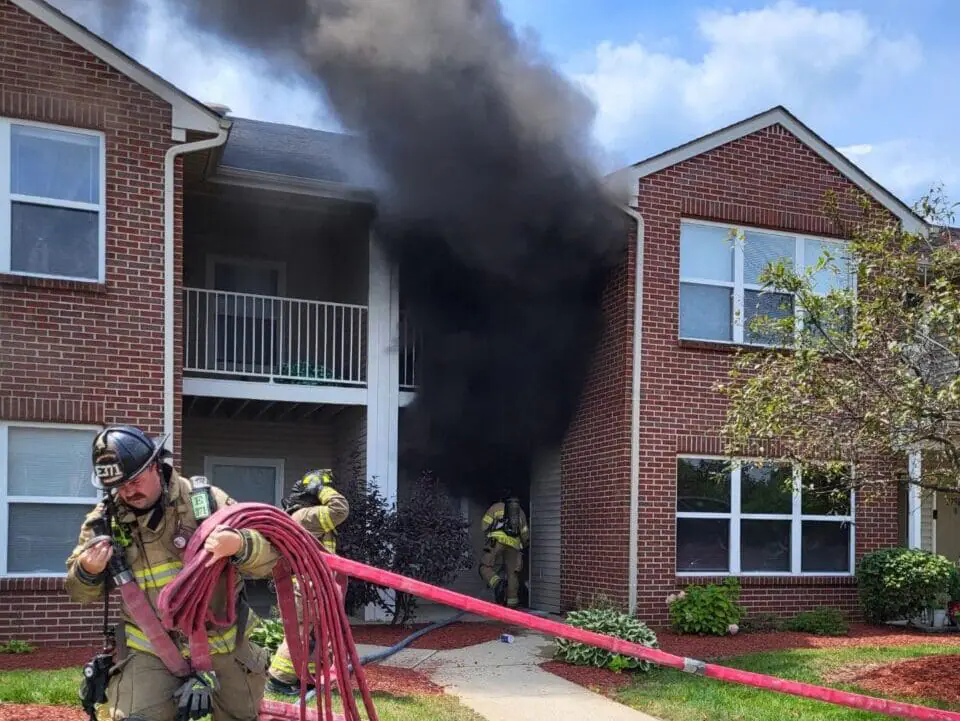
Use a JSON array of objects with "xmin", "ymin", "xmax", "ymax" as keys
[
  {"xmin": 478, "ymin": 492, "xmax": 529, "ymax": 608},
  {"xmin": 65, "ymin": 425, "xmax": 281, "ymax": 721},
  {"xmin": 266, "ymin": 468, "xmax": 349, "ymax": 696}
]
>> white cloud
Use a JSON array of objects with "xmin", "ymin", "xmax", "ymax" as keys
[
  {"xmin": 572, "ymin": 1, "xmax": 923, "ymax": 152},
  {"xmin": 838, "ymin": 140, "xmax": 960, "ymax": 201}
]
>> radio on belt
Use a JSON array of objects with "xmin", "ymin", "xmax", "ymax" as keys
[{"xmin": 189, "ymin": 475, "xmax": 214, "ymax": 521}]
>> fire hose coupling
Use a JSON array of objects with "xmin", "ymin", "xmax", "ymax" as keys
[{"xmin": 682, "ymin": 657, "xmax": 707, "ymax": 675}]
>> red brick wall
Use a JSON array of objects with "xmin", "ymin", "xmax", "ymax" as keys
[
  {"xmin": 0, "ymin": 0, "xmax": 182, "ymax": 645},
  {"xmin": 560, "ymin": 235, "xmax": 636, "ymax": 610},
  {"xmin": 634, "ymin": 124, "xmax": 901, "ymax": 625}
]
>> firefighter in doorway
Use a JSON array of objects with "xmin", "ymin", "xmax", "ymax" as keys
[
  {"xmin": 65, "ymin": 424, "xmax": 280, "ymax": 721},
  {"xmin": 479, "ymin": 492, "xmax": 529, "ymax": 608},
  {"xmin": 266, "ymin": 468, "xmax": 350, "ymax": 695}
]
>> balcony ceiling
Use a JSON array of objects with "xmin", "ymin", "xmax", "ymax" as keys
[{"xmin": 183, "ymin": 395, "xmax": 347, "ymax": 424}]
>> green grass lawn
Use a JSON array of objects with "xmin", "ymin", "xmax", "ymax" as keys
[
  {"xmin": 0, "ymin": 667, "xmax": 485, "ymax": 721},
  {"xmin": 618, "ymin": 644, "xmax": 959, "ymax": 720}
]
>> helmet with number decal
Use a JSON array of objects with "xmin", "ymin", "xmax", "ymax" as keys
[{"xmin": 90, "ymin": 425, "xmax": 168, "ymax": 490}]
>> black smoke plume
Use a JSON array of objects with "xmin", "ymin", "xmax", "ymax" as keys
[{"xmin": 65, "ymin": 0, "xmax": 629, "ymax": 500}]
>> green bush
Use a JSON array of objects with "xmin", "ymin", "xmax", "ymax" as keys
[
  {"xmin": 785, "ymin": 607, "xmax": 848, "ymax": 636},
  {"xmin": 856, "ymin": 547, "xmax": 959, "ymax": 623},
  {"xmin": 554, "ymin": 604, "xmax": 659, "ymax": 673},
  {"xmin": 668, "ymin": 579, "xmax": 744, "ymax": 636},
  {"xmin": 740, "ymin": 614, "xmax": 785, "ymax": 633},
  {"xmin": 249, "ymin": 614, "xmax": 285, "ymax": 654}
]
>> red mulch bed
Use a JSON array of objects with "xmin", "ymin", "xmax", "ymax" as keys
[
  {"xmin": 541, "ymin": 660, "xmax": 632, "ymax": 697},
  {"xmin": 0, "ymin": 647, "xmax": 97, "ymax": 671},
  {"xmin": 0, "ymin": 705, "xmax": 85, "ymax": 720},
  {"xmin": 852, "ymin": 655, "xmax": 960, "ymax": 706},
  {"xmin": 349, "ymin": 622, "xmax": 510, "ymax": 650},
  {"xmin": 656, "ymin": 624, "xmax": 960, "ymax": 660},
  {"xmin": 361, "ymin": 665, "xmax": 445, "ymax": 696}
]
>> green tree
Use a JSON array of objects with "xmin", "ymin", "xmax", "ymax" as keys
[{"xmin": 718, "ymin": 185, "xmax": 960, "ymax": 498}]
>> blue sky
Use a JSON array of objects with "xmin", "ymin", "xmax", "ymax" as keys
[{"xmin": 57, "ymin": 0, "xmax": 960, "ymax": 208}]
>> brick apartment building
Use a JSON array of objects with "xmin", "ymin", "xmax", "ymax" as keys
[{"xmin": 0, "ymin": 0, "xmax": 950, "ymax": 644}]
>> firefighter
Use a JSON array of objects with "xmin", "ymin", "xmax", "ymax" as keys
[
  {"xmin": 478, "ymin": 492, "xmax": 529, "ymax": 608},
  {"xmin": 65, "ymin": 424, "xmax": 281, "ymax": 721},
  {"xmin": 266, "ymin": 468, "xmax": 350, "ymax": 696}
]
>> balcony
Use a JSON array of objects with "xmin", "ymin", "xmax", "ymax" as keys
[
  {"xmin": 183, "ymin": 288, "xmax": 420, "ymax": 399},
  {"xmin": 185, "ymin": 287, "xmax": 368, "ymax": 384}
]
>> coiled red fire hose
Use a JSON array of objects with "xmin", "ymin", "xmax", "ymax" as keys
[
  {"xmin": 160, "ymin": 502, "xmax": 960, "ymax": 721},
  {"xmin": 156, "ymin": 502, "xmax": 378, "ymax": 721}
]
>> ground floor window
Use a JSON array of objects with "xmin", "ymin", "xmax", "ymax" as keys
[
  {"xmin": 0, "ymin": 422, "xmax": 100, "ymax": 576},
  {"xmin": 675, "ymin": 455, "xmax": 855, "ymax": 576}
]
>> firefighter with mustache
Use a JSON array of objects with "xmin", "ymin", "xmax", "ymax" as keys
[
  {"xmin": 266, "ymin": 468, "xmax": 350, "ymax": 696},
  {"xmin": 65, "ymin": 424, "xmax": 280, "ymax": 721},
  {"xmin": 478, "ymin": 492, "xmax": 529, "ymax": 608}
]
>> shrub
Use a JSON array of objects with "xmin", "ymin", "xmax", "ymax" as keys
[
  {"xmin": 555, "ymin": 601, "xmax": 659, "ymax": 673},
  {"xmin": 668, "ymin": 579, "xmax": 744, "ymax": 636},
  {"xmin": 856, "ymin": 547, "xmax": 960, "ymax": 623},
  {"xmin": 335, "ymin": 447, "xmax": 474, "ymax": 626},
  {"xmin": 785, "ymin": 607, "xmax": 848, "ymax": 636},
  {"xmin": 740, "ymin": 614, "xmax": 785, "ymax": 633},
  {"xmin": 249, "ymin": 614, "xmax": 285, "ymax": 654},
  {"xmin": 387, "ymin": 471, "xmax": 474, "ymax": 626},
  {"xmin": 0, "ymin": 640, "xmax": 34, "ymax": 654}
]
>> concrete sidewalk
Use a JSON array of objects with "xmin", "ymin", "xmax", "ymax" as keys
[{"xmin": 358, "ymin": 630, "xmax": 662, "ymax": 721}]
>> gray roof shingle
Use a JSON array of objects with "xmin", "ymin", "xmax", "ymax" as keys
[{"xmin": 219, "ymin": 116, "xmax": 369, "ymax": 187}]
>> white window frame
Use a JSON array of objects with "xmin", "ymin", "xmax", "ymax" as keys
[
  {"xmin": 678, "ymin": 218, "xmax": 855, "ymax": 347},
  {"xmin": 0, "ymin": 421, "xmax": 103, "ymax": 578},
  {"xmin": 0, "ymin": 117, "xmax": 107, "ymax": 283},
  {"xmin": 202, "ymin": 456, "xmax": 284, "ymax": 506},
  {"xmin": 676, "ymin": 454, "xmax": 856, "ymax": 578}
]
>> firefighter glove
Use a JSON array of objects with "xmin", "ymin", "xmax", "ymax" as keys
[{"xmin": 173, "ymin": 671, "xmax": 218, "ymax": 721}]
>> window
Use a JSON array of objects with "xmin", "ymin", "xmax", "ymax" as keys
[
  {"xmin": 678, "ymin": 220, "xmax": 851, "ymax": 345},
  {"xmin": 676, "ymin": 456, "xmax": 855, "ymax": 576},
  {"xmin": 0, "ymin": 423, "xmax": 101, "ymax": 576},
  {"xmin": 0, "ymin": 119, "xmax": 106, "ymax": 282}
]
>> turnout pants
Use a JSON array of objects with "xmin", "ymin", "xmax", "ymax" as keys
[
  {"xmin": 479, "ymin": 539, "xmax": 522, "ymax": 607},
  {"xmin": 98, "ymin": 638, "xmax": 270, "ymax": 721},
  {"xmin": 268, "ymin": 574, "xmax": 348, "ymax": 687}
]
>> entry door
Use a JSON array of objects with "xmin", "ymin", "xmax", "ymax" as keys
[
  {"xmin": 936, "ymin": 491, "xmax": 960, "ymax": 563},
  {"xmin": 203, "ymin": 456, "xmax": 283, "ymax": 506},
  {"xmin": 530, "ymin": 449, "xmax": 562, "ymax": 613}
]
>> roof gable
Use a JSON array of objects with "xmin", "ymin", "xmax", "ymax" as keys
[
  {"xmin": 9, "ymin": 0, "xmax": 225, "ymax": 136},
  {"xmin": 606, "ymin": 105, "xmax": 927, "ymax": 235}
]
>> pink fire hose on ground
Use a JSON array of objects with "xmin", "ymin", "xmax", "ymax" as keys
[{"xmin": 160, "ymin": 503, "xmax": 960, "ymax": 721}]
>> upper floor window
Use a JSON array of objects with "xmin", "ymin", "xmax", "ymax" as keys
[
  {"xmin": 678, "ymin": 220, "xmax": 851, "ymax": 346},
  {"xmin": 0, "ymin": 119, "xmax": 105, "ymax": 282}
]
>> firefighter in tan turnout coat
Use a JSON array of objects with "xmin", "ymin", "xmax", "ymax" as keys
[
  {"xmin": 266, "ymin": 468, "xmax": 350, "ymax": 695},
  {"xmin": 65, "ymin": 425, "xmax": 280, "ymax": 721},
  {"xmin": 478, "ymin": 493, "xmax": 529, "ymax": 608}
]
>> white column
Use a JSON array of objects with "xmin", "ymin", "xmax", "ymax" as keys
[
  {"xmin": 364, "ymin": 229, "xmax": 400, "ymax": 621},
  {"xmin": 908, "ymin": 450, "xmax": 922, "ymax": 549}
]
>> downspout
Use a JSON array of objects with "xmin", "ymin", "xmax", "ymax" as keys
[
  {"xmin": 620, "ymin": 204, "xmax": 645, "ymax": 615},
  {"xmin": 163, "ymin": 122, "xmax": 231, "ymax": 455}
]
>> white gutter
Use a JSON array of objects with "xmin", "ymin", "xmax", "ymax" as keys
[
  {"xmin": 620, "ymin": 204, "xmax": 645, "ymax": 615},
  {"xmin": 163, "ymin": 123, "xmax": 231, "ymax": 454}
]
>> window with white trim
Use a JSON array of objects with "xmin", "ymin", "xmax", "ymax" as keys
[
  {"xmin": 0, "ymin": 423, "xmax": 101, "ymax": 576},
  {"xmin": 0, "ymin": 118, "xmax": 106, "ymax": 282},
  {"xmin": 676, "ymin": 456, "xmax": 855, "ymax": 576},
  {"xmin": 678, "ymin": 220, "xmax": 851, "ymax": 345}
]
